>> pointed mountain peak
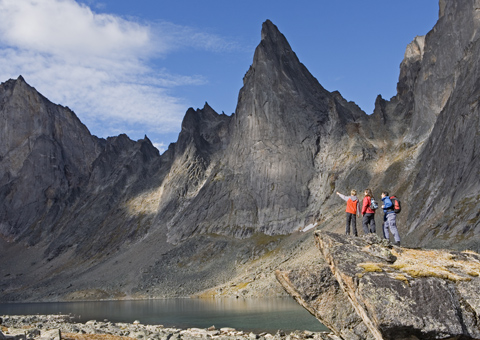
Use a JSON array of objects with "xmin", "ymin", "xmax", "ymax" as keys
[
  {"xmin": 8, "ymin": 75, "xmax": 36, "ymax": 95},
  {"xmin": 261, "ymin": 20, "xmax": 284, "ymax": 41},
  {"xmin": 0, "ymin": 75, "xmax": 35, "ymax": 102},
  {"xmin": 244, "ymin": 20, "xmax": 327, "ymax": 104},
  {"xmin": 1, "ymin": 75, "xmax": 28, "ymax": 92},
  {"xmin": 13, "ymin": 75, "xmax": 30, "ymax": 90},
  {"xmin": 202, "ymin": 101, "xmax": 215, "ymax": 113},
  {"xmin": 258, "ymin": 20, "xmax": 294, "ymax": 58}
]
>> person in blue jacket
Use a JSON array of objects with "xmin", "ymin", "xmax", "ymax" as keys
[{"xmin": 381, "ymin": 191, "xmax": 401, "ymax": 246}]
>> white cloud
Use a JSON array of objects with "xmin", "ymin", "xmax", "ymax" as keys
[
  {"xmin": 0, "ymin": 0, "xmax": 152, "ymax": 60},
  {"xmin": 0, "ymin": 0, "xmax": 234, "ymax": 144},
  {"xmin": 154, "ymin": 21, "xmax": 242, "ymax": 53}
]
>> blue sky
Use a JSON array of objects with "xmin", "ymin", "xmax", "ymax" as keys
[{"xmin": 0, "ymin": 0, "xmax": 439, "ymax": 152}]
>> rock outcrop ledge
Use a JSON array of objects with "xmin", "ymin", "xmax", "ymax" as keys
[{"xmin": 276, "ymin": 231, "xmax": 480, "ymax": 340}]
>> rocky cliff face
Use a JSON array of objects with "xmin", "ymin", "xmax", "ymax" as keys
[
  {"xmin": 0, "ymin": 77, "xmax": 101, "ymax": 244},
  {"xmin": 0, "ymin": 0, "xmax": 480, "ymax": 302},
  {"xmin": 0, "ymin": 75, "xmax": 166, "ymax": 261},
  {"xmin": 162, "ymin": 20, "xmax": 366, "ymax": 242},
  {"xmin": 404, "ymin": 0, "xmax": 480, "ymax": 249},
  {"xmin": 365, "ymin": 0, "xmax": 480, "ymax": 251}
]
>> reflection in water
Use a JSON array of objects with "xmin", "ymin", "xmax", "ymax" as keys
[{"xmin": 0, "ymin": 298, "xmax": 328, "ymax": 333}]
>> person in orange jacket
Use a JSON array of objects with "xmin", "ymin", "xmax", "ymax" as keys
[
  {"xmin": 336, "ymin": 190, "xmax": 360, "ymax": 236},
  {"xmin": 361, "ymin": 189, "xmax": 376, "ymax": 234}
]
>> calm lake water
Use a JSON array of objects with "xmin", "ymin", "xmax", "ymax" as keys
[{"xmin": 0, "ymin": 298, "xmax": 328, "ymax": 333}]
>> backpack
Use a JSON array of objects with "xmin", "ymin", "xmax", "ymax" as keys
[
  {"xmin": 370, "ymin": 197, "xmax": 378, "ymax": 210},
  {"xmin": 390, "ymin": 196, "xmax": 401, "ymax": 213}
]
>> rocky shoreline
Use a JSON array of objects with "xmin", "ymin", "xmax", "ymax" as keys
[{"xmin": 0, "ymin": 315, "xmax": 339, "ymax": 340}]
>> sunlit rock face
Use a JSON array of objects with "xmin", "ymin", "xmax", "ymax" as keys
[{"xmin": 1, "ymin": 0, "xmax": 480, "ymax": 302}]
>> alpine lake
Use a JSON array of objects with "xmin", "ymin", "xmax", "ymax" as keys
[{"xmin": 0, "ymin": 298, "xmax": 328, "ymax": 334}]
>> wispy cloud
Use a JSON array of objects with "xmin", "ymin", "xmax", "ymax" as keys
[
  {"xmin": 154, "ymin": 21, "xmax": 242, "ymax": 53},
  {"xmin": 0, "ymin": 0, "xmax": 236, "ymax": 144}
]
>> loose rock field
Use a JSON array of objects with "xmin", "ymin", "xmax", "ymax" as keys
[{"xmin": 0, "ymin": 315, "xmax": 339, "ymax": 340}]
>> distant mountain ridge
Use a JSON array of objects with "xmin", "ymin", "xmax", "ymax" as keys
[{"xmin": 1, "ymin": 0, "xmax": 479, "ymax": 302}]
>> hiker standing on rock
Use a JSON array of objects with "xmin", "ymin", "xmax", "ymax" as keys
[
  {"xmin": 336, "ymin": 190, "xmax": 360, "ymax": 236},
  {"xmin": 381, "ymin": 191, "xmax": 401, "ymax": 246},
  {"xmin": 361, "ymin": 189, "xmax": 376, "ymax": 234}
]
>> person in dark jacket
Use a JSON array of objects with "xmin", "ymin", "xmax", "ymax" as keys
[
  {"xmin": 381, "ymin": 191, "xmax": 401, "ymax": 246},
  {"xmin": 336, "ymin": 190, "xmax": 360, "ymax": 236},
  {"xmin": 361, "ymin": 189, "xmax": 376, "ymax": 234}
]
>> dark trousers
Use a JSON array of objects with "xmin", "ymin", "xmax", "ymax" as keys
[
  {"xmin": 362, "ymin": 213, "xmax": 376, "ymax": 234},
  {"xmin": 346, "ymin": 213, "xmax": 357, "ymax": 236}
]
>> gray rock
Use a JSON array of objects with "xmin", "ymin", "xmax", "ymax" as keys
[
  {"xmin": 0, "ymin": 315, "xmax": 332, "ymax": 340},
  {"xmin": 38, "ymin": 329, "xmax": 60, "ymax": 340},
  {"xmin": 277, "ymin": 231, "xmax": 480, "ymax": 340},
  {"xmin": 275, "ymin": 266, "xmax": 373, "ymax": 340}
]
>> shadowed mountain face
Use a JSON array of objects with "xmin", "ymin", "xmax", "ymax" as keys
[{"xmin": 0, "ymin": 0, "xmax": 479, "ymax": 302}]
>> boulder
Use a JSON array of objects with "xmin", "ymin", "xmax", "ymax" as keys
[
  {"xmin": 277, "ymin": 231, "xmax": 480, "ymax": 340},
  {"xmin": 275, "ymin": 265, "xmax": 373, "ymax": 340}
]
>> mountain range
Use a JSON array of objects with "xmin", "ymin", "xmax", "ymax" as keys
[{"xmin": 0, "ymin": 0, "xmax": 479, "ymax": 302}]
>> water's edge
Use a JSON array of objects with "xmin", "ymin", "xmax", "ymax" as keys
[{"xmin": 0, "ymin": 298, "xmax": 329, "ymax": 333}]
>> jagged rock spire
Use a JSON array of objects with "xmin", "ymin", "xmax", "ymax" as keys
[
  {"xmin": 256, "ymin": 20, "xmax": 297, "ymax": 65},
  {"xmin": 247, "ymin": 20, "xmax": 327, "ymax": 100}
]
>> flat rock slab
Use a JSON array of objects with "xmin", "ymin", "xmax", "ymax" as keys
[
  {"xmin": 277, "ymin": 231, "xmax": 480, "ymax": 340},
  {"xmin": 317, "ymin": 231, "xmax": 480, "ymax": 340}
]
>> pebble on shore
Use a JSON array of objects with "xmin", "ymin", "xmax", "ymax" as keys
[{"xmin": 0, "ymin": 315, "xmax": 339, "ymax": 340}]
